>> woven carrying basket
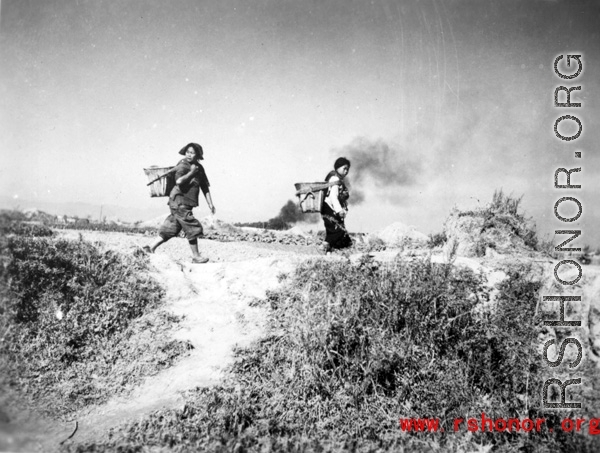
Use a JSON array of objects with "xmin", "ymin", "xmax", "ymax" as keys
[
  {"xmin": 144, "ymin": 166, "xmax": 175, "ymax": 197},
  {"xmin": 294, "ymin": 182, "xmax": 338, "ymax": 213}
]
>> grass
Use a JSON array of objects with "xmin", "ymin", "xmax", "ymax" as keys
[
  {"xmin": 483, "ymin": 189, "xmax": 539, "ymax": 251},
  {"xmin": 3, "ymin": 206, "xmax": 597, "ymax": 452},
  {"xmin": 0, "ymin": 213, "xmax": 192, "ymax": 418},
  {"xmin": 65, "ymin": 252, "xmax": 599, "ymax": 452}
]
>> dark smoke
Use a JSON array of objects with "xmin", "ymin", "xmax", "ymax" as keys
[
  {"xmin": 278, "ymin": 199, "xmax": 304, "ymax": 224},
  {"xmin": 236, "ymin": 200, "xmax": 319, "ymax": 230},
  {"xmin": 331, "ymin": 137, "xmax": 422, "ymax": 205}
]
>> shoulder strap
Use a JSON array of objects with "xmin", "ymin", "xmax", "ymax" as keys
[
  {"xmin": 324, "ymin": 170, "xmax": 343, "ymax": 197},
  {"xmin": 324, "ymin": 170, "xmax": 337, "ymax": 182}
]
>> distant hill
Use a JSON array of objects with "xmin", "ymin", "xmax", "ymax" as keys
[{"xmin": 0, "ymin": 196, "xmax": 165, "ymax": 223}]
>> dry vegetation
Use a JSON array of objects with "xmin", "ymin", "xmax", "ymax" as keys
[
  {"xmin": 0, "ymin": 212, "xmax": 192, "ymax": 418},
  {"xmin": 65, "ymin": 256, "xmax": 599, "ymax": 452},
  {"xmin": 444, "ymin": 190, "xmax": 540, "ymax": 258},
  {"xmin": 2, "ymin": 191, "xmax": 599, "ymax": 452}
]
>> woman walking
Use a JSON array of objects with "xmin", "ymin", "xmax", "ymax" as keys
[
  {"xmin": 320, "ymin": 157, "xmax": 352, "ymax": 253},
  {"xmin": 144, "ymin": 142, "xmax": 216, "ymax": 263}
]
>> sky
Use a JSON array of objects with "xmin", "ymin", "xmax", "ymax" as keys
[{"xmin": 1, "ymin": 0, "xmax": 599, "ymax": 246}]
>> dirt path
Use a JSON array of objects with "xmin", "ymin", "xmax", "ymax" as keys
[
  {"xmin": 70, "ymin": 251, "xmax": 300, "ymax": 445},
  {"xmin": 8, "ymin": 232, "xmax": 316, "ymax": 451}
]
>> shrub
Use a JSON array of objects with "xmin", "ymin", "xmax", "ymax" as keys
[
  {"xmin": 428, "ymin": 231, "xmax": 447, "ymax": 248},
  {"xmin": 0, "ymin": 224, "xmax": 190, "ymax": 416},
  {"xmin": 490, "ymin": 189, "xmax": 522, "ymax": 215},
  {"xmin": 0, "ymin": 209, "xmax": 28, "ymax": 222},
  {"xmin": 367, "ymin": 235, "xmax": 386, "ymax": 251},
  {"xmin": 485, "ymin": 189, "xmax": 539, "ymax": 251},
  {"xmin": 0, "ymin": 211, "xmax": 54, "ymax": 238},
  {"xmin": 72, "ymin": 257, "xmax": 593, "ymax": 452}
]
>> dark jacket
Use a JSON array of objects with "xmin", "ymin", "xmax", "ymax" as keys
[{"xmin": 168, "ymin": 159, "xmax": 210, "ymax": 207}]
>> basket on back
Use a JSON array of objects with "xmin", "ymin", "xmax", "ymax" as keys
[
  {"xmin": 294, "ymin": 181, "xmax": 340, "ymax": 213},
  {"xmin": 144, "ymin": 166, "xmax": 175, "ymax": 197}
]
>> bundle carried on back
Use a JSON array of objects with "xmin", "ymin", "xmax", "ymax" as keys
[
  {"xmin": 144, "ymin": 166, "xmax": 176, "ymax": 197},
  {"xmin": 294, "ymin": 180, "xmax": 340, "ymax": 213}
]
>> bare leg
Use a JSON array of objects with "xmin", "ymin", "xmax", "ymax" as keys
[
  {"xmin": 147, "ymin": 237, "xmax": 166, "ymax": 253},
  {"xmin": 189, "ymin": 238, "xmax": 209, "ymax": 263},
  {"xmin": 188, "ymin": 238, "xmax": 201, "ymax": 258}
]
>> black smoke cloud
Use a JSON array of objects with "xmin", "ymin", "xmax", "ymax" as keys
[
  {"xmin": 277, "ymin": 199, "xmax": 304, "ymax": 224},
  {"xmin": 274, "ymin": 200, "xmax": 320, "ymax": 226},
  {"xmin": 237, "ymin": 199, "xmax": 320, "ymax": 230},
  {"xmin": 331, "ymin": 137, "xmax": 422, "ymax": 205}
]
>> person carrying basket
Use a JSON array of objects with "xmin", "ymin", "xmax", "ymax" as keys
[
  {"xmin": 144, "ymin": 143, "xmax": 216, "ymax": 263},
  {"xmin": 320, "ymin": 157, "xmax": 352, "ymax": 254}
]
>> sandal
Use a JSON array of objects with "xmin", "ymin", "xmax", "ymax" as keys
[{"xmin": 192, "ymin": 256, "xmax": 209, "ymax": 264}]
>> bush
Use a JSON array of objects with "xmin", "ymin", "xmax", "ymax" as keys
[
  {"xmin": 490, "ymin": 189, "xmax": 522, "ymax": 215},
  {"xmin": 0, "ymin": 211, "xmax": 54, "ymax": 238},
  {"xmin": 427, "ymin": 231, "xmax": 447, "ymax": 248},
  {"xmin": 484, "ymin": 189, "xmax": 539, "ymax": 251},
  {"xmin": 0, "ymin": 223, "xmax": 190, "ymax": 416},
  {"xmin": 71, "ymin": 256, "xmax": 598, "ymax": 452}
]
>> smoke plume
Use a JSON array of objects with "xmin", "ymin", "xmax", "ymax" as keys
[
  {"xmin": 330, "ymin": 137, "xmax": 422, "ymax": 205},
  {"xmin": 237, "ymin": 199, "xmax": 319, "ymax": 230},
  {"xmin": 277, "ymin": 199, "xmax": 304, "ymax": 224}
]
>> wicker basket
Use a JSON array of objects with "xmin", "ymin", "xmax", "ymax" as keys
[
  {"xmin": 294, "ymin": 182, "xmax": 331, "ymax": 213},
  {"xmin": 144, "ymin": 166, "xmax": 175, "ymax": 197}
]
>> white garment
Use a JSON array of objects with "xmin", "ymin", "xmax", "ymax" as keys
[{"xmin": 324, "ymin": 175, "xmax": 345, "ymax": 214}]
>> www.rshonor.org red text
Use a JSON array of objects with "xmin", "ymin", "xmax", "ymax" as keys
[{"xmin": 398, "ymin": 413, "xmax": 600, "ymax": 434}]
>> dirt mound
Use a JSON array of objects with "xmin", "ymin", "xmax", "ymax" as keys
[
  {"xmin": 137, "ymin": 213, "xmax": 168, "ymax": 228},
  {"xmin": 22, "ymin": 208, "xmax": 59, "ymax": 223},
  {"xmin": 443, "ymin": 192, "xmax": 539, "ymax": 258},
  {"xmin": 372, "ymin": 221, "xmax": 428, "ymax": 247},
  {"xmin": 201, "ymin": 215, "xmax": 243, "ymax": 234},
  {"xmin": 284, "ymin": 226, "xmax": 310, "ymax": 237}
]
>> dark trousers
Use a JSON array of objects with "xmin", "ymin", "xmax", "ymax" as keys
[
  {"xmin": 158, "ymin": 202, "xmax": 204, "ymax": 241},
  {"xmin": 321, "ymin": 203, "xmax": 352, "ymax": 249}
]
